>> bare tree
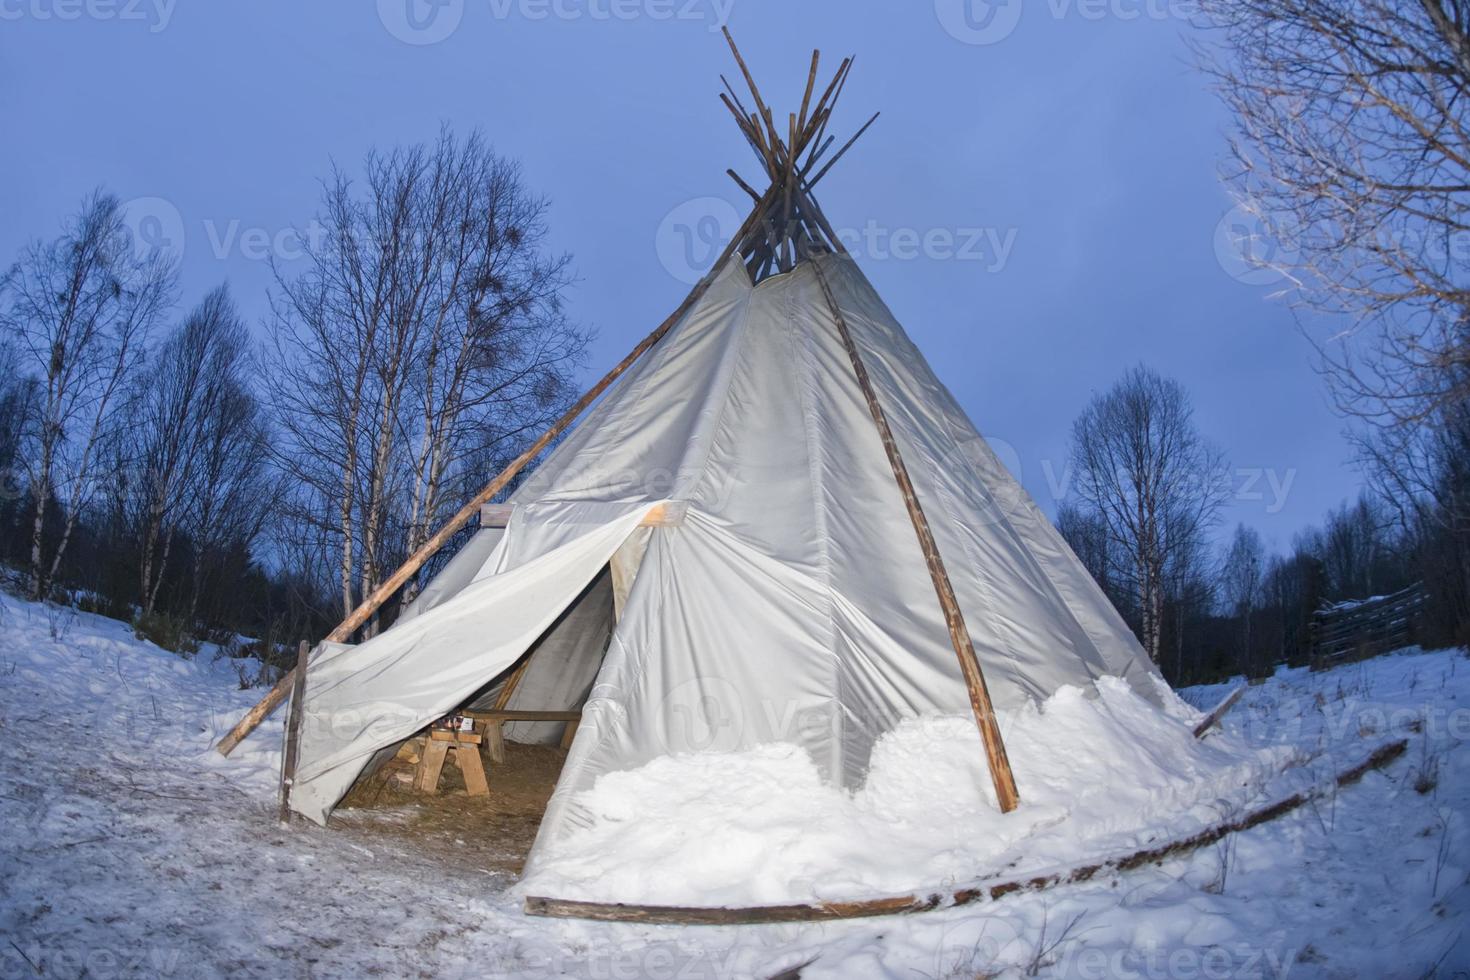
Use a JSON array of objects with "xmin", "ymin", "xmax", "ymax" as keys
[
  {"xmin": 1056, "ymin": 502, "xmax": 1119, "ymax": 601},
  {"xmin": 1261, "ymin": 547, "xmax": 1327, "ymax": 665},
  {"xmin": 117, "ymin": 284, "xmax": 271, "ymax": 621},
  {"xmin": 1164, "ymin": 518, "xmax": 1216, "ymax": 682},
  {"xmin": 1068, "ymin": 365, "xmax": 1229, "ymax": 662},
  {"xmin": 1197, "ymin": 0, "xmax": 1470, "ymax": 428},
  {"xmin": 1296, "ymin": 492, "xmax": 1405, "ymax": 599},
  {"xmin": 182, "ymin": 375, "xmax": 275, "ymax": 627},
  {"xmin": 1222, "ymin": 523, "xmax": 1265, "ymax": 670},
  {"xmin": 0, "ymin": 342, "xmax": 39, "ymax": 546},
  {"xmin": 266, "ymin": 128, "xmax": 586, "ymax": 632},
  {"xmin": 0, "ymin": 190, "xmax": 173, "ymax": 600},
  {"xmin": 121, "ymin": 286, "xmax": 242, "ymax": 615}
]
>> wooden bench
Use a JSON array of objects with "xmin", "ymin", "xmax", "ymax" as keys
[
  {"xmin": 463, "ymin": 709, "xmax": 581, "ymax": 764},
  {"xmin": 414, "ymin": 728, "xmax": 489, "ymax": 797}
]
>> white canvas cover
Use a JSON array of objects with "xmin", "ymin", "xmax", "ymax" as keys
[{"xmin": 288, "ymin": 253, "xmax": 1163, "ymax": 861}]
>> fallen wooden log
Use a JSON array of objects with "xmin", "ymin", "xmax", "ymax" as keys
[
  {"xmin": 524, "ymin": 739, "xmax": 1407, "ymax": 925},
  {"xmin": 1193, "ymin": 684, "xmax": 1246, "ymax": 738}
]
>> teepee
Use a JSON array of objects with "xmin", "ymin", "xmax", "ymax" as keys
[{"xmin": 220, "ymin": 34, "xmax": 1165, "ymax": 900}]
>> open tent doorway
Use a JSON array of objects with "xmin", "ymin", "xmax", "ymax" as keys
[{"xmin": 331, "ymin": 546, "xmax": 639, "ymax": 873}]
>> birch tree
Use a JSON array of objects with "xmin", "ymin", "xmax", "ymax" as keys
[
  {"xmin": 182, "ymin": 375, "xmax": 275, "ymax": 627},
  {"xmin": 267, "ymin": 128, "xmax": 585, "ymax": 633},
  {"xmin": 1221, "ymin": 523, "xmax": 1265, "ymax": 670},
  {"xmin": 1068, "ymin": 366, "xmax": 1228, "ymax": 662},
  {"xmin": 0, "ymin": 191, "xmax": 173, "ymax": 600},
  {"xmin": 125, "ymin": 285, "xmax": 264, "ymax": 617}
]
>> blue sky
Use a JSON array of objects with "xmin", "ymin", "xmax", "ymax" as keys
[{"xmin": 0, "ymin": 0, "xmax": 1362, "ymax": 553}]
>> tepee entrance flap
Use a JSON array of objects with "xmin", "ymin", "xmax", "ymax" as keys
[{"xmin": 287, "ymin": 505, "xmax": 656, "ymax": 824}]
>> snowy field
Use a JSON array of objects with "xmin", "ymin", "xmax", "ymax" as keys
[{"xmin": 1, "ymin": 590, "xmax": 1467, "ymax": 978}]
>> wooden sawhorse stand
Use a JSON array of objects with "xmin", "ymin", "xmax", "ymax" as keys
[
  {"xmin": 414, "ymin": 729, "xmax": 490, "ymax": 797},
  {"xmin": 465, "ymin": 710, "xmax": 581, "ymax": 764}
]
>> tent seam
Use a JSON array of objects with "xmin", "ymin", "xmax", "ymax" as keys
[
  {"xmin": 830, "ymin": 257, "xmax": 1116, "ymax": 689},
  {"xmin": 558, "ymin": 264, "xmax": 742, "ymax": 494},
  {"xmin": 677, "ymin": 270, "xmax": 758, "ymax": 503},
  {"xmin": 785, "ymin": 269, "xmax": 848, "ymax": 786}
]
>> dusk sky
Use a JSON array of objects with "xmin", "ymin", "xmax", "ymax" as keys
[{"xmin": 0, "ymin": 0, "xmax": 1362, "ymax": 553}]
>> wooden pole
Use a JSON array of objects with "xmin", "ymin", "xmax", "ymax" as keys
[
  {"xmin": 1192, "ymin": 685, "xmax": 1246, "ymax": 738},
  {"xmin": 810, "ymin": 258, "xmax": 1020, "ymax": 813},
  {"xmin": 796, "ymin": 50, "xmax": 820, "ymax": 131},
  {"xmin": 216, "ymin": 186, "xmax": 782, "ymax": 757},
  {"xmin": 524, "ymin": 739, "xmax": 1407, "ymax": 924},
  {"xmin": 808, "ymin": 111, "xmax": 880, "ymax": 189},
  {"xmin": 277, "ymin": 640, "xmax": 310, "ymax": 824},
  {"xmin": 493, "ymin": 657, "xmax": 531, "ymax": 711}
]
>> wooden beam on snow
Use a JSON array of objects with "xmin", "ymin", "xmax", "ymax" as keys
[{"xmin": 1193, "ymin": 685, "xmax": 1246, "ymax": 739}]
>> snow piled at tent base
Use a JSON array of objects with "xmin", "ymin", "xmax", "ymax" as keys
[{"xmin": 522, "ymin": 677, "xmax": 1292, "ymax": 906}]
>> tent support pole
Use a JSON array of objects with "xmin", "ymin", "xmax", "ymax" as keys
[
  {"xmin": 493, "ymin": 657, "xmax": 531, "ymax": 712},
  {"xmin": 215, "ymin": 187, "xmax": 782, "ymax": 757},
  {"xmin": 277, "ymin": 640, "xmax": 310, "ymax": 823},
  {"xmin": 810, "ymin": 259, "xmax": 1021, "ymax": 814}
]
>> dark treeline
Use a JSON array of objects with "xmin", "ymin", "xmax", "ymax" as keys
[
  {"xmin": 1058, "ymin": 365, "xmax": 1468, "ymax": 688},
  {"xmin": 0, "ymin": 128, "xmax": 587, "ymax": 677}
]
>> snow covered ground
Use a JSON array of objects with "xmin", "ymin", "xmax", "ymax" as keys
[{"xmin": 1, "ymin": 590, "xmax": 1467, "ymax": 978}]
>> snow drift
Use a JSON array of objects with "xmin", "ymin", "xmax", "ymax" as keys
[{"xmin": 521, "ymin": 677, "xmax": 1292, "ymax": 906}]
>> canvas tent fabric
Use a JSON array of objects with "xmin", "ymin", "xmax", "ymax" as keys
[{"xmin": 287, "ymin": 252, "xmax": 1163, "ymax": 859}]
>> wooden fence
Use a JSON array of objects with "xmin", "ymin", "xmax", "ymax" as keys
[{"xmin": 1311, "ymin": 583, "xmax": 1427, "ymax": 668}]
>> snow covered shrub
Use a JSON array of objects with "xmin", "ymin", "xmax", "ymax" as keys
[
  {"xmin": 75, "ymin": 590, "xmax": 132, "ymax": 622},
  {"xmin": 132, "ymin": 610, "xmax": 200, "ymax": 657}
]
